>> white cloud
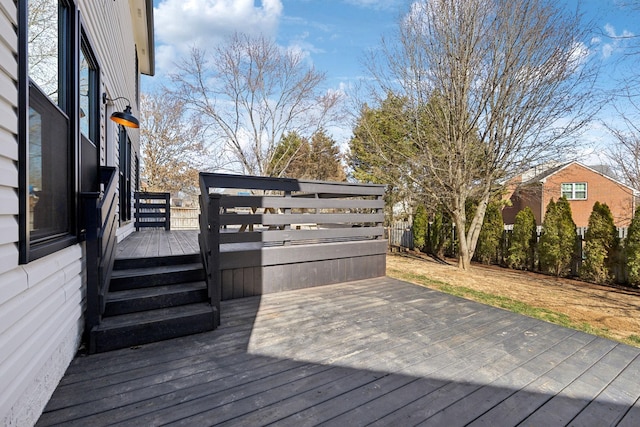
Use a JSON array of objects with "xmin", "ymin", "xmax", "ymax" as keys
[
  {"xmin": 597, "ymin": 23, "xmax": 634, "ymax": 59},
  {"xmin": 154, "ymin": 0, "xmax": 283, "ymax": 72}
]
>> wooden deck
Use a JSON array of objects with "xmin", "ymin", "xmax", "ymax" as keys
[
  {"xmin": 37, "ymin": 276, "xmax": 640, "ymax": 426},
  {"xmin": 116, "ymin": 229, "xmax": 200, "ymax": 258}
]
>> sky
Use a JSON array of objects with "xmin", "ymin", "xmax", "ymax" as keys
[{"xmin": 144, "ymin": 0, "xmax": 640, "ymax": 163}]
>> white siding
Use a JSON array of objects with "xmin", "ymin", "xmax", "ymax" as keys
[
  {"xmin": 0, "ymin": 1, "xmax": 147, "ymax": 425},
  {"xmin": 78, "ymin": 0, "xmax": 141, "ymax": 242}
]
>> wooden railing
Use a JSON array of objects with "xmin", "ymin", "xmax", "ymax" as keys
[
  {"xmin": 135, "ymin": 191, "xmax": 171, "ymax": 230},
  {"xmin": 198, "ymin": 179, "xmax": 221, "ymax": 328},
  {"xmin": 82, "ymin": 167, "xmax": 118, "ymax": 341},
  {"xmin": 199, "ymin": 172, "xmax": 386, "ymax": 304}
]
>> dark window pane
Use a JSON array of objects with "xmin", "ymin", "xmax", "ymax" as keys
[
  {"xmin": 28, "ymin": 85, "xmax": 70, "ymax": 240},
  {"xmin": 79, "ymin": 48, "xmax": 90, "ymax": 137}
]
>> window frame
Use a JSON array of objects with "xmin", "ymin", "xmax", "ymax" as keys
[
  {"xmin": 119, "ymin": 128, "xmax": 132, "ymax": 224},
  {"xmin": 561, "ymin": 182, "xmax": 588, "ymax": 200},
  {"xmin": 78, "ymin": 24, "xmax": 101, "ymax": 199},
  {"xmin": 18, "ymin": 0, "xmax": 80, "ymax": 263},
  {"xmin": 79, "ymin": 28, "xmax": 100, "ymax": 145}
]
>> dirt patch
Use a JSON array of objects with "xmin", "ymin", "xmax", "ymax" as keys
[{"xmin": 387, "ymin": 252, "xmax": 640, "ymax": 345}]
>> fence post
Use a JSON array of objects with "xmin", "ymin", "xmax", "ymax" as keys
[
  {"xmin": 164, "ymin": 193, "xmax": 171, "ymax": 231},
  {"xmin": 134, "ymin": 192, "xmax": 140, "ymax": 231},
  {"xmin": 207, "ymin": 193, "xmax": 221, "ymax": 327}
]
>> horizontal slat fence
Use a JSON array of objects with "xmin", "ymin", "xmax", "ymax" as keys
[
  {"xmin": 135, "ymin": 192, "xmax": 170, "ymax": 230},
  {"xmin": 199, "ymin": 173, "xmax": 387, "ymax": 303}
]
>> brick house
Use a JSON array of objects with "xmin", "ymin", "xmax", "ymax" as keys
[{"xmin": 502, "ymin": 161, "xmax": 638, "ymax": 228}]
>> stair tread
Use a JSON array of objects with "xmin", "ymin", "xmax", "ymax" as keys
[
  {"xmin": 111, "ymin": 263, "xmax": 203, "ymax": 278},
  {"xmin": 106, "ymin": 281, "xmax": 207, "ymax": 302},
  {"xmin": 96, "ymin": 303, "xmax": 213, "ymax": 330}
]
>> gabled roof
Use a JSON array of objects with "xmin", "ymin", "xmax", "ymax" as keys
[
  {"xmin": 520, "ymin": 161, "xmax": 569, "ymax": 185},
  {"xmin": 521, "ymin": 161, "xmax": 639, "ymax": 195}
]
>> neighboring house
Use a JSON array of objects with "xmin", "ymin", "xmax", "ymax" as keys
[
  {"xmin": 0, "ymin": 1, "xmax": 154, "ymax": 425},
  {"xmin": 502, "ymin": 161, "xmax": 638, "ymax": 228}
]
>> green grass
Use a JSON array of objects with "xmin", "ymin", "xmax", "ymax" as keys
[{"xmin": 387, "ymin": 267, "xmax": 639, "ymax": 348}]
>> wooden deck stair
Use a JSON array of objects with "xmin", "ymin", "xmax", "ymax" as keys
[{"xmin": 89, "ymin": 253, "xmax": 216, "ymax": 353}]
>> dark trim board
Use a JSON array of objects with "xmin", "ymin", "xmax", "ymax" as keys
[
  {"xmin": 220, "ymin": 240, "xmax": 387, "ymax": 269},
  {"xmin": 38, "ymin": 277, "xmax": 640, "ymax": 426}
]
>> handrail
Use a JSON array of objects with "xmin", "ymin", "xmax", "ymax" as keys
[
  {"xmin": 199, "ymin": 175, "xmax": 221, "ymax": 327},
  {"xmin": 82, "ymin": 166, "xmax": 118, "ymax": 346}
]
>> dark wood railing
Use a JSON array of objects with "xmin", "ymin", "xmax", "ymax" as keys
[
  {"xmin": 198, "ymin": 178, "xmax": 221, "ymax": 328},
  {"xmin": 199, "ymin": 172, "xmax": 386, "ymax": 305},
  {"xmin": 135, "ymin": 191, "xmax": 171, "ymax": 230},
  {"xmin": 82, "ymin": 166, "xmax": 118, "ymax": 340}
]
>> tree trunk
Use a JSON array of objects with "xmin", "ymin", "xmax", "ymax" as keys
[{"xmin": 454, "ymin": 214, "xmax": 472, "ymax": 271}]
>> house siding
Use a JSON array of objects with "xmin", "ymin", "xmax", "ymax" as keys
[{"xmin": 0, "ymin": 1, "xmax": 146, "ymax": 425}]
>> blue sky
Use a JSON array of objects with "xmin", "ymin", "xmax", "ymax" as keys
[{"xmin": 146, "ymin": 0, "xmax": 639, "ymax": 160}]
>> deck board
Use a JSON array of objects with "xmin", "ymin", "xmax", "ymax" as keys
[
  {"xmin": 38, "ymin": 277, "xmax": 640, "ymax": 426},
  {"xmin": 115, "ymin": 230, "xmax": 200, "ymax": 259}
]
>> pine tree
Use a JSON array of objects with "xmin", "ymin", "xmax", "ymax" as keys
[
  {"xmin": 475, "ymin": 202, "xmax": 504, "ymax": 265},
  {"xmin": 581, "ymin": 202, "xmax": 618, "ymax": 284},
  {"xmin": 507, "ymin": 207, "xmax": 537, "ymax": 270},
  {"xmin": 626, "ymin": 206, "xmax": 640, "ymax": 287},
  {"xmin": 539, "ymin": 198, "xmax": 576, "ymax": 276},
  {"xmin": 412, "ymin": 205, "xmax": 428, "ymax": 251},
  {"xmin": 269, "ymin": 130, "xmax": 346, "ymax": 181}
]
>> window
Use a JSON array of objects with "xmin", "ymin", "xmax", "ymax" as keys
[
  {"xmin": 19, "ymin": 0, "xmax": 77, "ymax": 262},
  {"xmin": 561, "ymin": 183, "xmax": 587, "ymax": 200},
  {"xmin": 119, "ymin": 129, "xmax": 132, "ymax": 223},
  {"xmin": 79, "ymin": 31, "xmax": 100, "ymax": 193},
  {"xmin": 79, "ymin": 38, "xmax": 99, "ymax": 143}
]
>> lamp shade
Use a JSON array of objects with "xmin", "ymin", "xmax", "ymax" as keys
[{"xmin": 110, "ymin": 105, "xmax": 139, "ymax": 128}]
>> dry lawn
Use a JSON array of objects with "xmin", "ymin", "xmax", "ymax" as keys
[{"xmin": 387, "ymin": 252, "xmax": 640, "ymax": 346}]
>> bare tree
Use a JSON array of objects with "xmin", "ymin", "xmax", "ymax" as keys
[
  {"xmin": 169, "ymin": 33, "xmax": 343, "ymax": 177},
  {"xmin": 140, "ymin": 90, "xmax": 214, "ymax": 201},
  {"xmin": 366, "ymin": 0, "xmax": 599, "ymax": 270},
  {"xmin": 27, "ymin": 0, "xmax": 59, "ymax": 100},
  {"xmin": 603, "ymin": 2, "xmax": 640, "ymax": 189},
  {"xmin": 605, "ymin": 98, "xmax": 640, "ymax": 191}
]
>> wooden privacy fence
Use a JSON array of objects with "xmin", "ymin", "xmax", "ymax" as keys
[
  {"xmin": 199, "ymin": 173, "xmax": 387, "ymax": 311},
  {"xmin": 135, "ymin": 192, "xmax": 170, "ymax": 230},
  {"xmin": 171, "ymin": 207, "xmax": 199, "ymax": 230},
  {"xmin": 386, "ymin": 221, "xmax": 414, "ymax": 249}
]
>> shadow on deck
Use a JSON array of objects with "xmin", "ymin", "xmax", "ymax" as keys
[{"xmin": 38, "ymin": 276, "xmax": 640, "ymax": 426}]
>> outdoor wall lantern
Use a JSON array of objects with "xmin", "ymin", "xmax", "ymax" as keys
[{"xmin": 102, "ymin": 93, "xmax": 140, "ymax": 128}]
